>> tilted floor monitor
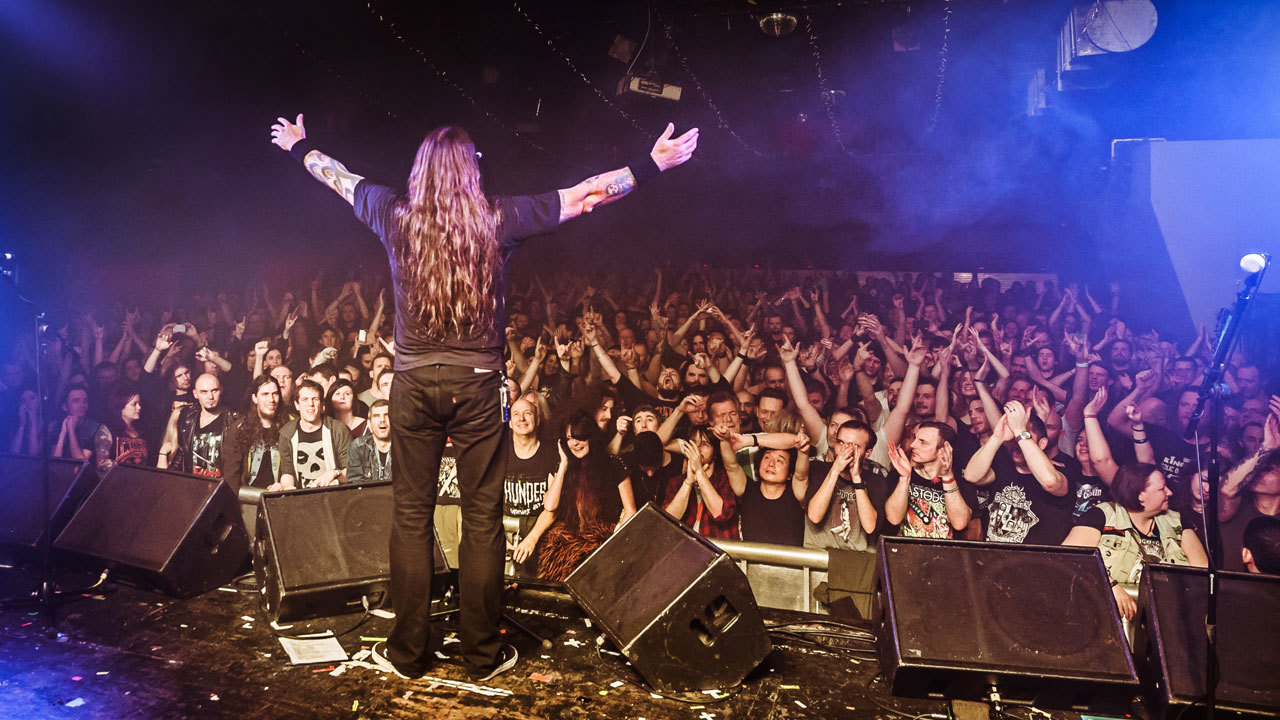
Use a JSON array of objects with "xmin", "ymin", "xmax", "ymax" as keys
[{"xmin": 874, "ymin": 537, "xmax": 1139, "ymax": 712}]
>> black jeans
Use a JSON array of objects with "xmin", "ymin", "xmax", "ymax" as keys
[{"xmin": 387, "ymin": 364, "xmax": 508, "ymax": 675}]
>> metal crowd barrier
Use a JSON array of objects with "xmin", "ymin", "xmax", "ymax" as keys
[
  {"xmin": 502, "ymin": 516, "xmax": 832, "ymax": 614},
  {"xmin": 240, "ymin": 492, "xmax": 1131, "ymax": 622}
]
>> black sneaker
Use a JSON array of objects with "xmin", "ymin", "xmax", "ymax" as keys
[
  {"xmin": 471, "ymin": 644, "xmax": 518, "ymax": 682},
  {"xmin": 370, "ymin": 642, "xmax": 424, "ymax": 680}
]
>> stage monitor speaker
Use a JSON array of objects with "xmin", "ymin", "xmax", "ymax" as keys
[
  {"xmin": 54, "ymin": 465, "xmax": 248, "ymax": 597},
  {"xmin": 564, "ymin": 503, "xmax": 771, "ymax": 693},
  {"xmin": 1132, "ymin": 565, "xmax": 1280, "ymax": 719},
  {"xmin": 0, "ymin": 454, "xmax": 97, "ymax": 554},
  {"xmin": 253, "ymin": 481, "xmax": 450, "ymax": 623},
  {"xmin": 874, "ymin": 537, "xmax": 1139, "ymax": 712}
]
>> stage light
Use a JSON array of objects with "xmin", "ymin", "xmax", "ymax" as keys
[
  {"xmin": 1240, "ymin": 253, "xmax": 1269, "ymax": 274},
  {"xmin": 758, "ymin": 12, "xmax": 797, "ymax": 38}
]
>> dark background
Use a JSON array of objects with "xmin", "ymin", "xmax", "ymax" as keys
[{"xmin": 1, "ymin": 0, "xmax": 1278, "ymax": 304}]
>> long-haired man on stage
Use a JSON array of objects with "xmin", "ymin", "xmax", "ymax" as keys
[{"xmin": 270, "ymin": 114, "xmax": 697, "ymax": 681}]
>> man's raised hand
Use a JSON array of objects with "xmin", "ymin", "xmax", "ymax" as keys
[
  {"xmin": 650, "ymin": 123, "xmax": 699, "ymax": 172},
  {"xmin": 270, "ymin": 114, "xmax": 306, "ymax": 152}
]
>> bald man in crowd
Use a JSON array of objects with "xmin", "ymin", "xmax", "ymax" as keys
[{"xmin": 158, "ymin": 372, "xmax": 237, "ymax": 478}]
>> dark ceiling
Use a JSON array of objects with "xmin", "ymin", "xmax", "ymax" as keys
[{"xmin": 1, "ymin": 0, "xmax": 1278, "ymax": 301}]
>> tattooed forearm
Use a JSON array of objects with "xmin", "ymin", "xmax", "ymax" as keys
[
  {"xmin": 303, "ymin": 150, "xmax": 366, "ymax": 205},
  {"xmin": 557, "ymin": 167, "xmax": 639, "ymax": 223},
  {"xmin": 593, "ymin": 166, "xmax": 634, "ymax": 199}
]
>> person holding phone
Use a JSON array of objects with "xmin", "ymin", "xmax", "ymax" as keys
[{"xmin": 271, "ymin": 112, "xmax": 697, "ymax": 682}]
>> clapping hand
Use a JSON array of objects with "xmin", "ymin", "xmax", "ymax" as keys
[
  {"xmin": 886, "ymin": 441, "xmax": 912, "ymax": 478},
  {"xmin": 1004, "ymin": 401, "xmax": 1030, "ymax": 435}
]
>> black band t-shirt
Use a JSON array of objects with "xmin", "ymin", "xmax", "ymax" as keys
[{"xmin": 504, "ymin": 440, "xmax": 558, "ymax": 517}]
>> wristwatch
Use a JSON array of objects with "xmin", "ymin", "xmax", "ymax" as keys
[{"xmin": 1015, "ymin": 430, "xmax": 1033, "ymax": 441}]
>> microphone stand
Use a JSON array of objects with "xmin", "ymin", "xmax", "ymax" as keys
[
  {"xmin": 1182, "ymin": 257, "xmax": 1268, "ymax": 720},
  {"xmin": 0, "ymin": 267, "xmax": 60, "ymax": 632}
]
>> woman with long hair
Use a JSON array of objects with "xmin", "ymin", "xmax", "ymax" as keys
[
  {"xmin": 537, "ymin": 412, "xmax": 637, "ymax": 582},
  {"xmin": 271, "ymin": 112, "xmax": 696, "ymax": 681},
  {"xmin": 93, "ymin": 388, "xmax": 147, "ymax": 476},
  {"xmin": 1063, "ymin": 462, "xmax": 1208, "ymax": 619}
]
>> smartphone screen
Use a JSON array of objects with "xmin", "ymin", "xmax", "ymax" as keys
[{"xmin": 358, "ymin": 329, "xmax": 368, "ymax": 342}]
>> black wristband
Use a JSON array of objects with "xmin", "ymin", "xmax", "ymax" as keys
[
  {"xmin": 626, "ymin": 152, "xmax": 661, "ymax": 186},
  {"xmin": 851, "ymin": 482, "xmax": 867, "ymax": 491},
  {"xmin": 289, "ymin": 138, "xmax": 319, "ymax": 165}
]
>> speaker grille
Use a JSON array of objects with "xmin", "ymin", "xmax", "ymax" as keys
[
  {"xmin": 56, "ymin": 466, "xmax": 215, "ymax": 570},
  {"xmin": 267, "ymin": 484, "xmax": 392, "ymax": 588},
  {"xmin": 1144, "ymin": 566, "xmax": 1280, "ymax": 710},
  {"xmin": 566, "ymin": 504, "xmax": 719, "ymax": 645}
]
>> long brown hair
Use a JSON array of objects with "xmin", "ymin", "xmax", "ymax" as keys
[{"xmin": 393, "ymin": 126, "xmax": 501, "ymax": 339}]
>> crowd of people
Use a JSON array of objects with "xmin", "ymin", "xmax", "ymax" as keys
[{"xmin": 3, "ymin": 266, "xmax": 1279, "ymax": 614}]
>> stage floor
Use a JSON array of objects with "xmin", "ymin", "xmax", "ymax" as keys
[{"xmin": 0, "ymin": 567, "xmax": 1082, "ymax": 720}]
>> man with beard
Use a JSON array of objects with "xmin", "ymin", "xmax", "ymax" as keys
[
  {"xmin": 589, "ymin": 326, "xmax": 685, "ymax": 420},
  {"xmin": 159, "ymin": 373, "xmax": 236, "ymax": 478},
  {"xmin": 348, "ymin": 400, "xmax": 393, "ymax": 484},
  {"xmin": 223, "ymin": 375, "xmax": 285, "ymax": 491}
]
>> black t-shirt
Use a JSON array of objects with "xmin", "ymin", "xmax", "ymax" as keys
[
  {"xmin": 353, "ymin": 182, "xmax": 560, "ymax": 371},
  {"xmin": 805, "ymin": 459, "xmax": 891, "ymax": 546},
  {"xmin": 1050, "ymin": 451, "xmax": 1110, "ymax": 520},
  {"xmin": 294, "ymin": 426, "xmax": 327, "ymax": 487},
  {"xmin": 1146, "ymin": 425, "xmax": 1210, "ymax": 512},
  {"xmin": 252, "ymin": 448, "xmax": 274, "ymax": 489},
  {"xmin": 624, "ymin": 454, "xmax": 683, "ymax": 510},
  {"xmin": 504, "ymin": 440, "xmax": 558, "ymax": 517},
  {"xmin": 984, "ymin": 454, "xmax": 1075, "ymax": 545},
  {"xmin": 191, "ymin": 413, "xmax": 226, "ymax": 478},
  {"xmin": 738, "ymin": 481, "xmax": 806, "ymax": 546},
  {"xmin": 887, "ymin": 469, "xmax": 979, "ymax": 539},
  {"xmin": 952, "ymin": 424, "xmax": 983, "ymax": 482}
]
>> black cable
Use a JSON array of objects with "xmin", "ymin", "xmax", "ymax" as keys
[
  {"xmin": 269, "ymin": 595, "xmax": 375, "ymax": 640},
  {"xmin": 0, "ymin": 570, "xmax": 115, "ymax": 609},
  {"xmin": 271, "ymin": 609, "xmax": 372, "ymax": 641},
  {"xmin": 231, "ymin": 572, "xmax": 259, "ymax": 591},
  {"xmin": 766, "ymin": 629, "xmax": 880, "ymax": 658}
]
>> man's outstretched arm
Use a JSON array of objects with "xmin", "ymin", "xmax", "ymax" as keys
[
  {"xmin": 557, "ymin": 122, "xmax": 698, "ymax": 223},
  {"xmin": 271, "ymin": 114, "xmax": 365, "ymax": 205}
]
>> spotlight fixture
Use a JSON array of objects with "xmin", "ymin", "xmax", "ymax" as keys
[{"xmin": 758, "ymin": 12, "xmax": 797, "ymax": 37}]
